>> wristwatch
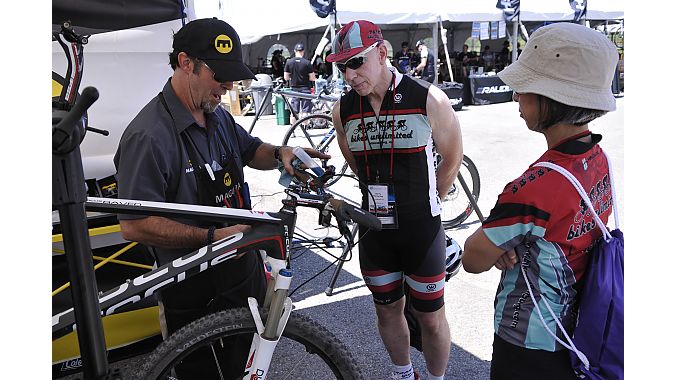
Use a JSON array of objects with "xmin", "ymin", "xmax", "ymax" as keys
[{"xmin": 273, "ymin": 146, "xmax": 282, "ymax": 161}]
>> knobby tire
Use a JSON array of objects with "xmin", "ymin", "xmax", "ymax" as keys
[{"xmin": 137, "ymin": 307, "xmax": 364, "ymax": 380}]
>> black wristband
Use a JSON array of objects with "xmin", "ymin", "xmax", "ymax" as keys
[
  {"xmin": 273, "ymin": 146, "xmax": 282, "ymax": 161},
  {"xmin": 206, "ymin": 225, "xmax": 216, "ymax": 245}
]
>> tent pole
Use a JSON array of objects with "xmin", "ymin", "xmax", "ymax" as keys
[
  {"xmin": 511, "ymin": 17, "xmax": 519, "ymax": 64},
  {"xmin": 331, "ymin": 10, "xmax": 338, "ymax": 81},
  {"xmin": 432, "ymin": 22, "xmax": 438, "ymax": 85},
  {"xmin": 439, "ymin": 17, "xmax": 453, "ymax": 83}
]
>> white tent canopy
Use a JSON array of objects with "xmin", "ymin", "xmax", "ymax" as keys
[
  {"xmin": 586, "ymin": 0, "xmax": 625, "ymax": 20},
  {"xmin": 520, "ymin": 0, "xmax": 575, "ymax": 21},
  {"xmin": 197, "ymin": 0, "xmax": 623, "ymax": 45},
  {"xmin": 201, "ymin": 0, "xmax": 504, "ymax": 45}
]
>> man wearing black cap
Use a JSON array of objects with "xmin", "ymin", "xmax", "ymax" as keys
[
  {"xmin": 114, "ymin": 18, "xmax": 328, "ymax": 377},
  {"xmin": 284, "ymin": 42, "xmax": 316, "ymax": 122}
]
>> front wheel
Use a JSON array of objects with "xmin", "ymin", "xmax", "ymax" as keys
[
  {"xmin": 441, "ymin": 155, "xmax": 481, "ymax": 229},
  {"xmin": 137, "ymin": 307, "xmax": 364, "ymax": 380}
]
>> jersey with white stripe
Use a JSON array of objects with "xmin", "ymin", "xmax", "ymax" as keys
[{"xmin": 339, "ymin": 71, "xmax": 440, "ymax": 218}]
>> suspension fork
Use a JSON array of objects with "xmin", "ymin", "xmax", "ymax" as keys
[{"xmin": 244, "ymin": 203, "xmax": 298, "ymax": 379}]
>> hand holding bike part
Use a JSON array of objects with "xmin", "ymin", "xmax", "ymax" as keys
[{"xmin": 293, "ymin": 146, "xmax": 325, "ymax": 177}]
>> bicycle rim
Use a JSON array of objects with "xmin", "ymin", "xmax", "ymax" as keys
[
  {"xmin": 137, "ymin": 308, "xmax": 364, "ymax": 380},
  {"xmin": 441, "ymin": 155, "xmax": 481, "ymax": 229},
  {"xmin": 282, "ymin": 114, "xmax": 348, "ymax": 188}
]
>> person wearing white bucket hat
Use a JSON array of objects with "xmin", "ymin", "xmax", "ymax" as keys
[{"xmin": 461, "ymin": 22, "xmax": 619, "ymax": 379}]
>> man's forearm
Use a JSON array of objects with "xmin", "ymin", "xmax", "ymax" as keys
[
  {"xmin": 120, "ymin": 216, "xmax": 208, "ymax": 249},
  {"xmin": 436, "ymin": 158, "xmax": 462, "ymax": 200},
  {"xmin": 249, "ymin": 143, "xmax": 281, "ymax": 170}
]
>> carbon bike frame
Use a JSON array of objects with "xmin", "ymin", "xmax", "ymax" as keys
[{"xmin": 52, "ymin": 192, "xmax": 327, "ymax": 340}]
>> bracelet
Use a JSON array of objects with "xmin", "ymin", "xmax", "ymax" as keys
[
  {"xmin": 206, "ymin": 225, "xmax": 216, "ymax": 245},
  {"xmin": 273, "ymin": 146, "xmax": 282, "ymax": 161}
]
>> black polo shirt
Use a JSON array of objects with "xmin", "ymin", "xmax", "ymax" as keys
[
  {"xmin": 284, "ymin": 57, "xmax": 313, "ymax": 88},
  {"xmin": 114, "ymin": 79, "xmax": 262, "ymax": 243}
]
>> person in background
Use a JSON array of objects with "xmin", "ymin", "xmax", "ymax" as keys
[
  {"xmin": 496, "ymin": 40, "xmax": 511, "ymax": 71},
  {"xmin": 284, "ymin": 42, "xmax": 316, "ymax": 122},
  {"xmin": 327, "ymin": 19, "xmax": 463, "ymax": 380},
  {"xmin": 455, "ymin": 44, "xmax": 473, "ymax": 79},
  {"xmin": 413, "ymin": 40, "xmax": 435, "ymax": 83},
  {"xmin": 393, "ymin": 41, "xmax": 414, "ymax": 74},
  {"xmin": 462, "ymin": 22, "xmax": 619, "ymax": 380},
  {"xmin": 270, "ymin": 49, "xmax": 285, "ymax": 79},
  {"xmin": 114, "ymin": 18, "xmax": 328, "ymax": 378},
  {"xmin": 480, "ymin": 45, "xmax": 494, "ymax": 72}
]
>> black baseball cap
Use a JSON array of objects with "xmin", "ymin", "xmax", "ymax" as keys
[
  {"xmin": 294, "ymin": 43, "xmax": 305, "ymax": 51},
  {"xmin": 172, "ymin": 18, "xmax": 255, "ymax": 81}
]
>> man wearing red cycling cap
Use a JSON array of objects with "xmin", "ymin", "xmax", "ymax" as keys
[{"xmin": 328, "ymin": 19, "xmax": 463, "ymax": 380}]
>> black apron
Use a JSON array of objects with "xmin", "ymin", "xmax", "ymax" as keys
[
  {"xmin": 157, "ymin": 92, "xmax": 265, "ymax": 378},
  {"xmin": 160, "ymin": 93, "xmax": 251, "ymax": 216}
]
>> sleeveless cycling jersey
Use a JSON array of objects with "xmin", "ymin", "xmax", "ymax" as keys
[{"xmin": 339, "ymin": 70, "xmax": 440, "ymax": 219}]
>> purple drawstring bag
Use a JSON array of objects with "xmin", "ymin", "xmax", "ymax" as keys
[{"xmin": 571, "ymin": 227, "xmax": 623, "ymax": 379}]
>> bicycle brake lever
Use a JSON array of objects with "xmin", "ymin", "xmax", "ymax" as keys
[{"xmin": 310, "ymin": 165, "xmax": 335, "ymax": 190}]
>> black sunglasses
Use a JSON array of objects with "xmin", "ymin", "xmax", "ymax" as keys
[
  {"xmin": 199, "ymin": 60, "xmax": 227, "ymax": 83},
  {"xmin": 337, "ymin": 56, "xmax": 367, "ymax": 73}
]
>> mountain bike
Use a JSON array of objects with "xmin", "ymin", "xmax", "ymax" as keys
[
  {"xmin": 53, "ymin": 84, "xmax": 378, "ymax": 379},
  {"xmin": 53, "ymin": 23, "xmax": 379, "ymax": 380},
  {"xmin": 281, "ymin": 114, "xmax": 483, "ymax": 229}
]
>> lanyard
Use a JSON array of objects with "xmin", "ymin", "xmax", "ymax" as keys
[{"xmin": 359, "ymin": 73, "xmax": 397, "ymax": 181}]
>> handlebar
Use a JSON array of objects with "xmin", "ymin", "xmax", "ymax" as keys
[
  {"xmin": 329, "ymin": 198, "xmax": 382, "ymax": 231},
  {"xmin": 284, "ymin": 148, "xmax": 382, "ymax": 232},
  {"xmin": 52, "ymin": 86, "xmax": 99, "ymax": 154}
]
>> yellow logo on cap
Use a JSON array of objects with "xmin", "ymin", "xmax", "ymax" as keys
[
  {"xmin": 214, "ymin": 35, "xmax": 233, "ymax": 54},
  {"xmin": 224, "ymin": 172, "xmax": 232, "ymax": 186}
]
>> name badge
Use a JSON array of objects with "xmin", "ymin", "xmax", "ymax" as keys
[{"xmin": 367, "ymin": 183, "xmax": 398, "ymax": 229}]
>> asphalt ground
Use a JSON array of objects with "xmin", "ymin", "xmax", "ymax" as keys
[{"xmin": 66, "ymin": 96, "xmax": 623, "ymax": 379}]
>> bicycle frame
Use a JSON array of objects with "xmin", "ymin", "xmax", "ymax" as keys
[
  {"xmin": 53, "ymin": 175, "xmax": 374, "ymax": 379},
  {"xmin": 247, "ymin": 83, "xmax": 339, "ymax": 133}
]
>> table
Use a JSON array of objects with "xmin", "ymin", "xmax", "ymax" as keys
[{"xmin": 463, "ymin": 74, "xmax": 513, "ymax": 105}]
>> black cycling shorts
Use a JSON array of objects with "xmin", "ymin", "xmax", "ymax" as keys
[{"xmin": 359, "ymin": 215, "xmax": 446, "ymax": 312}]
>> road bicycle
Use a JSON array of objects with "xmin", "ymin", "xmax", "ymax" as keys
[
  {"xmin": 245, "ymin": 79, "xmax": 340, "ymax": 134},
  {"xmin": 281, "ymin": 113, "xmax": 484, "ymax": 229},
  {"xmin": 53, "ymin": 23, "xmax": 380, "ymax": 380}
]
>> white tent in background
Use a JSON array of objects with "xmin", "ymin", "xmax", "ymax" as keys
[
  {"xmin": 587, "ymin": 0, "xmax": 625, "ymax": 20},
  {"xmin": 208, "ymin": 0, "xmax": 503, "ymax": 45},
  {"xmin": 520, "ymin": 0, "xmax": 575, "ymax": 21}
]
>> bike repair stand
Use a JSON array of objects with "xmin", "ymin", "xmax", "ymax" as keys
[
  {"xmin": 324, "ymin": 223, "xmax": 358, "ymax": 296},
  {"xmin": 458, "ymin": 172, "xmax": 485, "ymax": 221},
  {"xmin": 53, "ymin": 88, "xmax": 119, "ymax": 380}
]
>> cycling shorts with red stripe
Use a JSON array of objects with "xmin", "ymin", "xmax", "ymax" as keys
[{"xmin": 359, "ymin": 215, "xmax": 446, "ymax": 312}]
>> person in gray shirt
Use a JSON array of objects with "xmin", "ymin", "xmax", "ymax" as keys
[{"xmin": 114, "ymin": 18, "xmax": 328, "ymax": 378}]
